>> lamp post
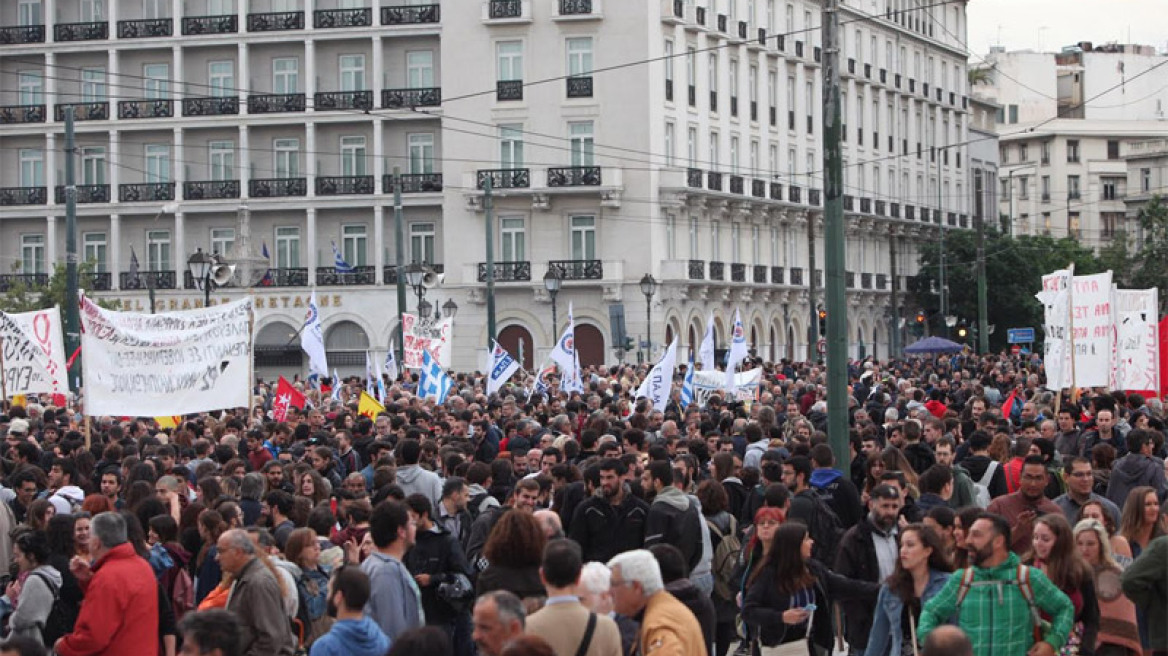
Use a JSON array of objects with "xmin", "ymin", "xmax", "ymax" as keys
[
  {"xmin": 405, "ymin": 261, "xmax": 426, "ymax": 314},
  {"xmin": 418, "ymin": 298, "xmax": 432, "ymax": 319},
  {"xmin": 543, "ymin": 265, "xmax": 562, "ymax": 335},
  {"xmin": 639, "ymin": 273, "xmax": 658, "ymax": 355},
  {"xmin": 187, "ymin": 248, "xmax": 214, "ymax": 307},
  {"xmin": 442, "ymin": 298, "xmax": 459, "ymax": 320}
]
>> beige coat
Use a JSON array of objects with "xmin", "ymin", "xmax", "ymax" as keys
[{"xmin": 526, "ymin": 599, "xmax": 623, "ymax": 656}]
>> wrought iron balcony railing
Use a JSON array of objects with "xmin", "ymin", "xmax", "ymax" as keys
[
  {"xmin": 789, "ymin": 267, "xmax": 803, "ymax": 285},
  {"xmin": 182, "ymin": 96, "xmax": 239, "ymax": 116},
  {"xmin": 809, "ymin": 189, "xmax": 821, "ymax": 206},
  {"xmin": 496, "ymin": 80, "xmax": 523, "ymax": 101},
  {"xmin": 559, "ymin": 0, "xmax": 593, "ymax": 14},
  {"xmin": 731, "ymin": 263, "xmax": 746, "ymax": 282},
  {"xmin": 0, "ymin": 187, "xmax": 47, "ymax": 206},
  {"xmin": 118, "ymin": 99, "xmax": 173, "ymax": 119},
  {"xmin": 247, "ymin": 11, "xmax": 304, "ymax": 31},
  {"xmin": 316, "ymin": 176, "xmax": 375, "ymax": 196},
  {"xmin": 771, "ymin": 266, "xmax": 785, "ymax": 284},
  {"xmin": 117, "ymin": 18, "xmax": 172, "ymax": 38},
  {"xmin": 752, "ymin": 179, "xmax": 766, "ymax": 198},
  {"xmin": 0, "ymin": 105, "xmax": 46, "ymax": 124},
  {"xmin": 729, "ymin": 175, "xmax": 744, "ymax": 194},
  {"xmin": 83, "ymin": 272, "xmax": 112, "ymax": 291},
  {"xmin": 709, "ymin": 261, "xmax": 725, "ymax": 281},
  {"xmin": 788, "ymin": 185, "xmax": 802, "ymax": 203},
  {"xmin": 184, "ymin": 180, "xmax": 240, "ymax": 200},
  {"xmin": 381, "ymin": 87, "xmax": 441, "ymax": 108},
  {"xmin": 55, "ymin": 102, "xmax": 108, "ymax": 121},
  {"xmin": 314, "ymin": 91, "xmax": 372, "ymax": 111},
  {"xmin": 477, "ymin": 261, "xmax": 531, "ymax": 283},
  {"xmin": 0, "ymin": 25, "xmax": 45, "ymax": 44},
  {"xmin": 547, "ymin": 166, "xmax": 601, "ymax": 187},
  {"xmin": 707, "ymin": 171, "xmax": 723, "ymax": 191},
  {"xmin": 315, "ymin": 266, "xmax": 376, "ymax": 286},
  {"xmin": 54, "ymin": 22, "xmax": 107, "ymax": 41},
  {"xmin": 0, "ymin": 274, "xmax": 49, "ymax": 292},
  {"xmin": 182, "ymin": 14, "xmax": 238, "ymax": 35},
  {"xmin": 687, "ymin": 168, "xmax": 703, "ymax": 188},
  {"xmin": 55, "ymin": 184, "xmax": 110, "ymax": 204},
  {"xmin": 548, "ymin": 259, "xmax": 602, "ymax": 280},
  {"xmin": 566, "ymin": 76, "xmax": 593, "ymax": 98},
  {"xmin": 313, "ymin": 8, "xmax": 372, "ymax": 28},
  {"xmin": 383, "ymin": 173, "xmax": 443, "ymax": 193},
  {"xmin": 249, "ymin": 178, "xmax": 307, "ymax": 197},
  {"xmin": 248, "ymin": 93, "xmax": 306, "ymax": 114},
  {"xmin": 753, "ymin": 265, "xmax": 768, "ymax": 284},
  {"xmin": 477, "ymin": 168, "xmax": 530, "ymax": 189},
  {"xmin": 119, "ymin": 182, "xmax": 175, "ymax": 202},
  {"xmin": 121, "ymin": 271, "xmax": 175, "ymax": 290},
  {"xmin": 489, "ymin": 0, "xmax": 523, "ymax": 19},
  {"xmin": 688, "ymin": 260, "xmax": 705, "ymax": 280},
  {"xmin": 770, "ymin": 182, "xmax": 783, "ymax": 201},
  {"xmin": 861, "ymin": 273, "xmax": 873, "ymax": 289},
  {"xmin": 381, "ymin": 4, "xmax": 440, "ymax": 24},
  {"xmin": 253, "ymin": 268, "xmax": 308, "ymax": 287}
]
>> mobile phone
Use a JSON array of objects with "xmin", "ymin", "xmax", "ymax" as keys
[{"xmin": 803, "ymin": 604, "xmax": 817, "ymax": 612}]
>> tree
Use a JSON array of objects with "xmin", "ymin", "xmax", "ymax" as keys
[
  {"xmin": 968, "ymin": 66, "xmax": 994, "ymax": 87},
  {"xmin": 1127, "ymin": 196, "xmax": 1168, "ymax": 311},
  {"xmin": 0, "ymin": 261, "xmax": 109, "ymax": 313}
]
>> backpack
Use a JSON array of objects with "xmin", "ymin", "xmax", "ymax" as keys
[
  {"xmin": 706, "ymin": 514, "xmax": 742, "ymax": 601},
  {"xmin": 169, "ymin": 567, "xmax": 195, "ymax": 622},
  {"xmin": 28, "ymin": 571, "xmax": 75, "ymax": 647},
  {"xmin": 973, "ymin": 461, "xmax": 998, "ymax": 509},
  {"xmin": 800, "ymin": 489, "xmax": 843, "ymax": 563},
  {"xmin": 954, "ymin": 564, "xmax": 1048, "ymax": 643}
]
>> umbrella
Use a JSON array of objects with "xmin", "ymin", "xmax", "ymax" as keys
[{"xmin": 904, "ymin": 336, "xmax": 965, "ymax": 355}]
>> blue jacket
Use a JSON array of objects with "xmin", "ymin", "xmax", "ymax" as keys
[
  {"xmin": 863, "ymin": 569, "xmax": 952, "ymax": 656},
  {"xmin": 309, "ymin": 617, "xmax": 391, "ymax": 656}
]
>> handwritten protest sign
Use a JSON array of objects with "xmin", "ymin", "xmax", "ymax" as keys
[
  {"xmin": 0, "ymin": 307, "xmax": 68, "ymax": 398},
  {"xmin": 80, "ymin": 296, "xmax": 253, "ymax": 416},
  {"xmin": 402, "ymin": 313, "xmax": 453, "ymax": 369},
  {"xmin": 1113, "ymin": 288, "xmax": 1159, "ymax": 394},
  {"xmin": 691, "ymin": 367, "xmax": 763, "ymax": 405}
]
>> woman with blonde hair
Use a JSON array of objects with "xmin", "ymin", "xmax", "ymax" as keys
[
  {"xmin": 1077, "ymin": 500, "xmax": 1134, "ymax": 568},
  {"xmin": 1074, "ymin": 519, "xmax": 1141, "ymax": 656}
]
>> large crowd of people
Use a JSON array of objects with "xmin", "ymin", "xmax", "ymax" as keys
[{"xmin": 0, "ymin": 351, "xmax": 1165, "ymax": 656}]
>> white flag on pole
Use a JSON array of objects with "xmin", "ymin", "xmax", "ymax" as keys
[
  {"xmin": 550, "ymin": 302, "xmax": 583, "ymax": 392},
  {"xmin": 486, "ymin": 340, "xmax": 521, "ymax": 396},
  {"xmin": 301, "ymin": 290, "xmax": 329, "ymax": 381},
  {"xmin": 384, "ymin": 342, "xmax": 399, "ymax": 382},
  {"xmin": 636, "ymin": 338, "xmax": 679, "ymax": 412},
  {"xmin": 699, "ymin": 314, "xmax": 717, "ymax": 372},
  {"xmin": 725, "ymin": 308, "xmax": 750, "ymax": 393}
]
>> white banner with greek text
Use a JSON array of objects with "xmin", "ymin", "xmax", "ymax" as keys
[
  {"xmin": 691, "ymin": 367, "xmax": 763, "ymax": 404},
  {"xmin": 0, "ymin": 307, "xmax": 68, "ymax": 398},
  {"xmin": 402, "ymin": 313, "xmax": 453, "ymax": 369}
]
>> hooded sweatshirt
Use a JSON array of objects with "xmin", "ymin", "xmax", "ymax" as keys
[
  {"xmin": 395, "ymin": 464, "xmax": 444, "ymax": 510},
  {"xmin": 309, "ymin": 616, "xmax": 391, "ymax": 656},
  {"xmin": 1105, "ymin": 453, "xmax": 1166, "ymax": 509},
  {"xmin": 810, "ymin": 467, "xmax": 863, "ymax": 529},
  {"xmin": 10, "ymin": 564, "xmax": 63, "ymax": 645},
  {"xmin": 645, "ymin": 486, "xmax": 704, "ymax": 573}
]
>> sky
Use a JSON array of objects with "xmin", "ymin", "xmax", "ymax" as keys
[{"xmin": 965, "ymin": 0, "xmax": 1166, "ymax": 58}]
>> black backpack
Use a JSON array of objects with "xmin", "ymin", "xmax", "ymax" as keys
[
  {"xmin": 799, "ymin": 489, "xmax": 844, "ymax": 563},
  {"xmin": 28, "ymin": 571, "xmax": 76, "ymax": 647}
]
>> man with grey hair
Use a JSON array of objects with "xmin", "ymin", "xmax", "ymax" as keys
[
  {"xmin": 55, "ymin": 512, "xmax": 160, "ymax": 655},
  {"xmin": 607, "ymin": 549, "xmax": 705, "ymax": 656},
  {"xmin": 217, "ymin": 528, "xmax": 294, "ymax": 655},
  {"xmin": 471, "ymin": 590, "xmax": 525, "ymax": 656}
]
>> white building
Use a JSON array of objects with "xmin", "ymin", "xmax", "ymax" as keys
[
  {"xmin": 1123, "ymin": 138, "xmax": 1168, "ymax": 224},
  {"xmin": 0, "ymin": 0, "xmax": 974, "ymax": 375}
]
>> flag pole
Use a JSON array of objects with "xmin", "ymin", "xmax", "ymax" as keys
[
  {"xmin": 0, "ymin": 335, "xmax": 8, "ymax": 402},
  {"xmin": 1066, "ymin": 263, "xmax": 1078, "ymax": 403},
  {"xmin": 247, "ymin": 303, "xmax": 256, "ymax": 422}
]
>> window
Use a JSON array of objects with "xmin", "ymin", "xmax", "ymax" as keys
[
  {"xmin": 147, "ymin": 230, "xmax": 171, "ymax": 272},
  {"xmin": 142, "ymin": 64, "xmax": 169, "ymax": 99},
  {"xmin": 1018, "ymin": 175, "xmax": 1029, "ymax": 199},
  {"xmin": 1107, "ymin": 140, "xmax": 1120, "ymax": 160},
  {"xmin": 340, "ymin": 136, "xmax": 367, "ymax": 177},
  {"xmin": 1067, "ymin": 175, "xmax": 1080, "ymax": 200},
  {"xmin": 209, "ymin": 0, "xmax": 232, "ymax": 14},
  {"xmin": 768, "ymin": 70, "xmax": 777, "ymax": 123},
  {"xmin": 80, "ymin": 0, "xmax": 104, "ymax": 22},
  {"xmin": 81, "ymin": 68, "xmax": 106, "ymax": 102},
  {"xmin": 664, "ymin": 40, "xmax": 674, "ymax": 99},
  {"xmin": 729, "ymin": 136, "xmax": 740, "ymax": 174},
  {"xmin": 1018, "ymin": 142, "xmax": 1028, "ymax": 162},
  {"xmin": 709, "ymin": 131, "xmax": 719, "ymax": 168},
  {"xmin": 145, "ymin": 144, "xmax": 170, "ymax": 183},
  {"xmin": 1007, "ymin": 104, "xmax": 1018, "ymax": 124},
  {"xmin": 272, "ymin": 58, "xmax": 299, "ymax": 94},
  {"xmin": 209, "ymin": 141, "xmax": 234, "ymax": 181},
  {"xmin": 749, "ymin": 65, "xmax": 758, "ymax": 107},
  {"xmin": 406, "ymin": 51, "xmax": 434, "ymax": 89},
  {"xmin": 785, "ymin": 3, "xmax": 793, "ymax": 32},
  {"xmin": 210, "ymin": 228, "xmax": 234, "ymax": 257},
  {"xmin": 709, "ymin": 54, "xmax": 718, "ymax": 109},
  {"xmin": 275, "ymin": 227, "xmax": 300, "ymax": 269},
  {"xmin": 408, "ymin": 133, "xmax": 435, "ymax": 174},
  {"xmin": 410, "ymin": 223, "xmax": 436, "ymax": 264},
  {"xmin": 20, "ymin": 235, "xmax": 44, "ymax": 275},
  {"xmin": 805, "ymin": 81, "xmax": 813, "ymax": 132},
  {"xmin": 1041, "ymin": 175, "xmax": 1051, "ymax": 200},
  {"xmin": 339, "ymin": 55, "xmax": 366, "ymax": 92},
  {"xmin": 19, "ymin": 148, "xmax": 43, "ymax": 187},
  {"xmin": 686, "ymin": 46, "xmax": 696, "ymax": 94},
  {"xmin": 769, "ymin": 145, "xmax": 778, "ymax": 177},
  {"xmin": 731, "ymin": 223, "xmax": 741, "ymax": 262},
  {"xmin": 499, "ymin": 124, "xmax": 524, "ymax": 168},
  {"xmin": 342, "ymin": 225, "xmax": 367, "ymax": 267},
  {"xmin": 143, "ymin": 0, "xmax": 167, "ymax": 19},
  {"xmin": 664, "ymin": 122, "xmax": 675, "ymax": 166},
  {"xmin": 18, "ymin": 71, "xmax": 43, "ymax": 105},
  {"xmin": 571, "ymin": 215, "xmax": 596, "ymax": 260},
  {"xmin": 18, "ymin": 0, "xmax": 42, "ymax": 25},
  {"xmin": 1142, "ymin": 168, "xmax": 1151, "ymax": 193},
  {"xmin": 689, "ymin": 217, "xmax": 699, "ymax": 258},
  {"xmin": 687, "ymin": 127, "xmax": 698, "ymax": 167},
  {"xmin": 81, "ymin": 147, "xmax": 106, "ymax": 185},
  {"xmin": 666, "ymin": 214, "xmax": 676, "ymax": 260},
  {"xmin": 274, "ymin": 139, "xmax": 300, "ymax": 178},
  {"xmin": 729, "ymin": 59, "xmax": 739, "ymax": 111},
  {"xmin": 567, "ymin": 37, "xmax": 593, "ymax": 78},
  {"xmin": 1102, "ymin": 177, "xmax": 1121, "ymax": 201},
  {"xmin": 750, "ymin": 140, "xmax": 759, "ymax": 175},
  {"xmin": 710, "ymin": 222, "xmax": 720, "ymax": 260},
  {"xmin": 83, "ymin": 232, "xmax": 107, "ymax": 272},
  {"xmin": 1069, "ymin": 213, "xmax": 1080, "ymax": 238},
  {"xmin": 501, "ymin": 217, "xmax": 525, "ymax": 262},
  {"xmin": 1066, "ymin": 140, "xmax": 1080, "ymax": 163},
  {"xmin": 786, "ymin": 76, "xmax": 795, "ymax": 129},
  {"xmin": 767, "ymin": 0, "xmax": 775, "ymax": 32},
  {"xmin": 569, "ymin": 121, "xmax": 594, "ymax": 167},
  {"xmin": 497, "ymin": 41, "xmax": 523, "ymax": 82}
]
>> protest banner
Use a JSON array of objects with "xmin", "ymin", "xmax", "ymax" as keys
[
  {"xmin": 1113, "ymin": 288, "xmax": 1160, "ymax": 395},
  {"xmin": 80, "ymin": 296, "xmax": 253, "ymax": 416},
  {"xmin": 0, "ymin": 307, "xmax": 68, "ymax": 398},
  {"xmin": 1068, "ymin": 271, "xmax": 1113, "ymax": 389},
  {"xmin": 402, "ymin": 313, "xmax": 453, "ymax": 369},
  {"xmin": 691, "ymin": 367, "xmax": 763, "ymax": 405},
  {"xmin": 1036, "ymin": 269, "xmax": 1072, "ymax": 391}
]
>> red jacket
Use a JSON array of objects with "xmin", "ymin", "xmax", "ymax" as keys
[{"xmin": 56, "ymin": 543, "xmax": 160, "ymax": 656}]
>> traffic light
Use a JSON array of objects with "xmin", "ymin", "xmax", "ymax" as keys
[
  {"xmin": 956, "ymin": 322, "xmax": 969, "ymax": 341},
  {"xmin": 817, "ymin": 306, "xmax": 827, "ymax": 335},
  {"xmin": 623, "ymin": 336, "xmax": 635, "ymax": 352},
  {"xmin": 913, "ymin": 311, "xmax": 926, "ymax": 336}
]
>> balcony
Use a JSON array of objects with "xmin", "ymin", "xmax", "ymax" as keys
[
  {"xmin": 905, "ymin": 205, "xmax": 915, "ymax": 220},
  {"xmin": 315, "ymin": 266, "xmax": 376, "ymax": 286},
  {"xmin": 54, "ymin": 102, "xmax": 109, "ymax": 121},
  {"xmin": 771, "ymin": 266, "xmax": 784, "ymax": 284},
  {"xmin": 547, "ymin": 166, "xmax": 601, "ymax": 187},
  {"xmin": 249, "ymin": 178, "xmax": 307, "ymax": 198},
  {"xmin": 477, "ymin": 168, "xmax": 530, "ymax": 189},
  {"xmin": 316, "ymin": 176, "xmax": 374, "ymax": 196},
  {"xmin": 947, "ymin": 212, "xmax": 957, "ymax": 226},
  {"xmin": 182, "ymin": 97, "xmax": 239, "ymax": 116},
  {"xmin": 559, "ymin": 0, "xmax": 594, "ymax": 15},
  {"xmin": 696, "ymin": 6, "xmax": 706, "ymax": 25},
  {"xmin": 932, "ymin": 209, "xmax": 941, "ymax": 223},
  {"xmin": 890, "ymin": 203, "xmax": 900, "ymax": 218},
  {"xmin": 477, "ymin": 261, "xmax": 531, "ymax": 282},
  {"xmin": 717, "ymin": 13, "xmax": 727, "ymax": 31},
  {"xmin": 54, "ymin": 185, "xmax": 110, "ymax": 204},
  {"xmin": 0, "ymin": 105, "xmax": 46, "ymax": 124},
  {"xmin": 861, "ymin": 273, "xmax": 873, "ymax": 289},
  {"xmin": 770, "ymin": 182, "xmax": 782, "ymax": 201},
  {"xmin": 814, "ymin": 270, "xmax": 823, "ymax": 286},
  {"xmin": 117, "ymin": 99, "xmax": 173, "ymax": 119},
  {"xmin": 117, "ymin": 18, "xmax": 172, "ymax": 38},
  {"xmin": 247, "ymin": 11, "xmax": 304, "ymax": 31},
  {"xmin": 248, "ymin": 93, "xmax": 306, "ymax": 114},
  {"xmin": 120, "ymin": 271, "xmax": 176, "ymax": 290},
  {"xmin": 0, "ymin": 187, "xmax": 47, "ymax": 206},
  {"xmin": 687, "ymin": 168, "xmax": 703, "ymax": 188},
  {"xmin": 808, "ymin": 189, "xmax": 821, "ymax": 206},
  {"xmin": 731, "ymin": 263, "xmax": 746, "ymax": 282},
  {"xmin": 548, "ymin": 259, "xmax": 602, "ymax": 280},
  {"xmin": 314, "ymin": 8, "xmax": 373, "ymax": 28},
  {"xmin": 706, "ymin": 171, "xmax": 723, "ymax": 192},
  {"xmin": 54, "ymin": 22, "xmax": 107, "ymax": 41},
  {"xmin": 381, "ymin": 87, "xmax": 441, "ymax": 108},
  {"xmin": 789, "ymin": 267, "xmax": 803, "ymax": 285},
  {"xmin": 314, "ymin": 91, "xmax": 372, "ymax": 111},
  {"xmin": 752, "ymin": 179, "xmax": 766, "ymax": 198},
  {"xmin": 875, "ymin": 200, "xmax": 886, "ymax": 216},
  {"xmin": 384, "ymin": 173, "xmax": 443, "ymax": 193},
  {"xmin": 846, "ymin": 271, "xmax": 855, "ymax": 288},
  {"xmin": 876, "ymin": 274, "xmax": 888, "ymax": 290},
  {"xmin": 497, "ymin": 80, "xmax": 524, "ymax": 101},
  {"xmin": 250, "ymin": 268, "xmax": 307, "ymax": 287},
  {"xmin": 0, "ymin": 274, "xmax": 49, "ymax": 292},
  {"xmin": 0, "ymin": 25, "xmax": 45, "ymax": 44},
  {"xmin": 860, "ymin": 197, "xmax": 872, "ymax": 213},
  {"xmin": 709, "ymin": 261, "xmax": 725, "ymax": 281},
  {"xmin": 688, "ymin": 260, "xmax": 705, "ymax": 280},
  {"xmin": 795, "ymin": 41, "xmax": 804, "ymax": 57},
  {"xmin": 181, "ymin": 15, "xmax": 238, "ymax": 35},
  {"xmin": 566, "ymin": 76, "xmax": 593, "ymax": 98},
  {"xmin": 184, "ymin": 180, "xmax": 240, "ymax": 200},
  {"xmin": 119, "ymin": 182, "xmax": 175, "ymax": 202},
  {"xmin": 382, "ymin": 4, "xmax": 440, "ymax": 24},
  {"xmin": 788, "ymin": 185, "xmax": 801, "ymax": 203},
  {"xmin": 729, "ymin": 175, "xmax": 744, "ymax": 194},
  {"xmin": 489, "ymin": 0, "xmax": 523, "ymax": 19},
  {"xmin": 843, "ymin": 195, "xmax": 854, "ymax": 211},
  {"xmin": 83, "ymin": 272, "xmax": 112, "ymax": 291}
]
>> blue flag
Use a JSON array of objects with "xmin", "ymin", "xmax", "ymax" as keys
[
  {"xmin": 331, "ymin": 240, "xmax": 354, "ymax": 274},
  {"xmin": 680, "ymin": 351, "xmax": 696, "ymax": 410}
]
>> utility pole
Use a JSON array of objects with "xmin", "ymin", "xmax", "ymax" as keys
[
  {"xmin": 393, "ymin": 167, "xmax": 407, "ymax": 365},
  {"xmin": 975, "ymin": 171, "xmax": 989, "ymax": 353},
  {"xmin": 807, "ymin": 216, "xmax": 817, "ymax": 362},
  {"xmin": 889, "ymin": 236, "xmax": 899, "ymax": 355},
  {"xmin": 484, "ymin": 176, "xmax": 497, "ymax": 348},
  {"xmin": 822, "ymin": 0, "xmax": 849, "ymax": 474},
  {"xmin": 63, "ymin": 108, "xmax": 81, "ymax": 394},
  {"xmin": 938, "ymin": 154, "xmax": 948, "ymax": 337}
]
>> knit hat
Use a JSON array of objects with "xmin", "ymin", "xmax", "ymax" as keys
[{"xmin": 7, "ymin": 418, "xmax": 29, "ymax": 435}]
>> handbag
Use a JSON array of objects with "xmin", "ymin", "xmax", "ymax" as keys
[{"xmin": 759, "ymin": 606, "xmax": 815, "ymax": 656}]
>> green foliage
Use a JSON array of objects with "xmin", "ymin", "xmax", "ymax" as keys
[
  {"xmin": 0, "ymin": 261, "xmax": 112, "ymax": 313},
  {"xmin": 1127, "ymin": 196, "xmax": 1168, "ymax": 311}
]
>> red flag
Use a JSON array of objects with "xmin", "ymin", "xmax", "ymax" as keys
[
  {"xmin": 1000, "ymin": 388, "xmax": 1018, "ymax": 420},
  {"xmin": 1160, "ymin": 317, "xmax": 1168, "ymax": 399},
  {"xmin": 272, "ymin": 376, "xmax": 307, "ymax": 422}
]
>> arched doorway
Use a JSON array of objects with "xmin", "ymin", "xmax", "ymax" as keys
[
  {"xmin": 665, "ymin": 323, "xmax": 675, "ymax": 347},
  {"xmin": 499, "ymin": 324, "xmax": 534, "ymax": 370},
  {"xmin": 769, "ymin": 326, "xmax": 777, "ymax": 362},
  {"xmin": 688, "ymin": 324, "xmax": 698, "ymax": 352},
  {"xmin": 326, "ymin": 321, "xmax": 369, "ymax": 372},
  {"xmin": 254, "ymin": 322, "xmax": 302, "ymax": 378},
  {"xmin": 575, "ymin": 324, "xmax": 605, "ymax": 367},
  {"xmin": 786, "ymin": 325, "xmax": 796, "ymax": 361}
]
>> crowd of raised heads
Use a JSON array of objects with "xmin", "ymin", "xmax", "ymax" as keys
[{"xmin": 0, "ymin": 351, "xmax": 1163, "ymax": 656}]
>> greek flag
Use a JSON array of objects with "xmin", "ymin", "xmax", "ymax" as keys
[
  {"xmin": 680, "ymin": 351, "xmax": 696, "ymax": 410},
  {"xmin": 331, "ymin": 241, "xmax": 354, "ymax": 274},
  {"xmin": 259, "ymin": 241, "xmax": 273, "ymax": 286},
  {"xmin": 420, "ymin": 349, "xmax": 453, "ymax": 403}
]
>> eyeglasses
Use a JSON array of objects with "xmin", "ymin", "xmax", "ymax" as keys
[{"xmin": 1068, "ymin": 471, "xmax": 1093, "ymax": 478}]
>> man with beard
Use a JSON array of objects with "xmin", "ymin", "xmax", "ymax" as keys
[
  {"xmin": 568, "ymin": 458, "xmax": 649, "ymax": 563},
  {"xmin": 308, "ymin": 567, "xmax": 390, "ymax": 656},
  {"xmin": 987, "ymin": 455, "xmax": 1062, "ymax": 554},
  {"xmin": 834, "ymin": 484, "xmax": 901, "ymax": 656},
  {"xmin": 918, "ymin": 514, "xmax": 1074, "ymax": 656}
]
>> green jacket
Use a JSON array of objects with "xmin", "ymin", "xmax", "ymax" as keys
[
  {"xmin": 1121, "ymin": 535, "xmax": 1167, "ymax": 649},
  {"xmin": 918, "ymin": 552, "xmax": 1074, "ymax": 656}
]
